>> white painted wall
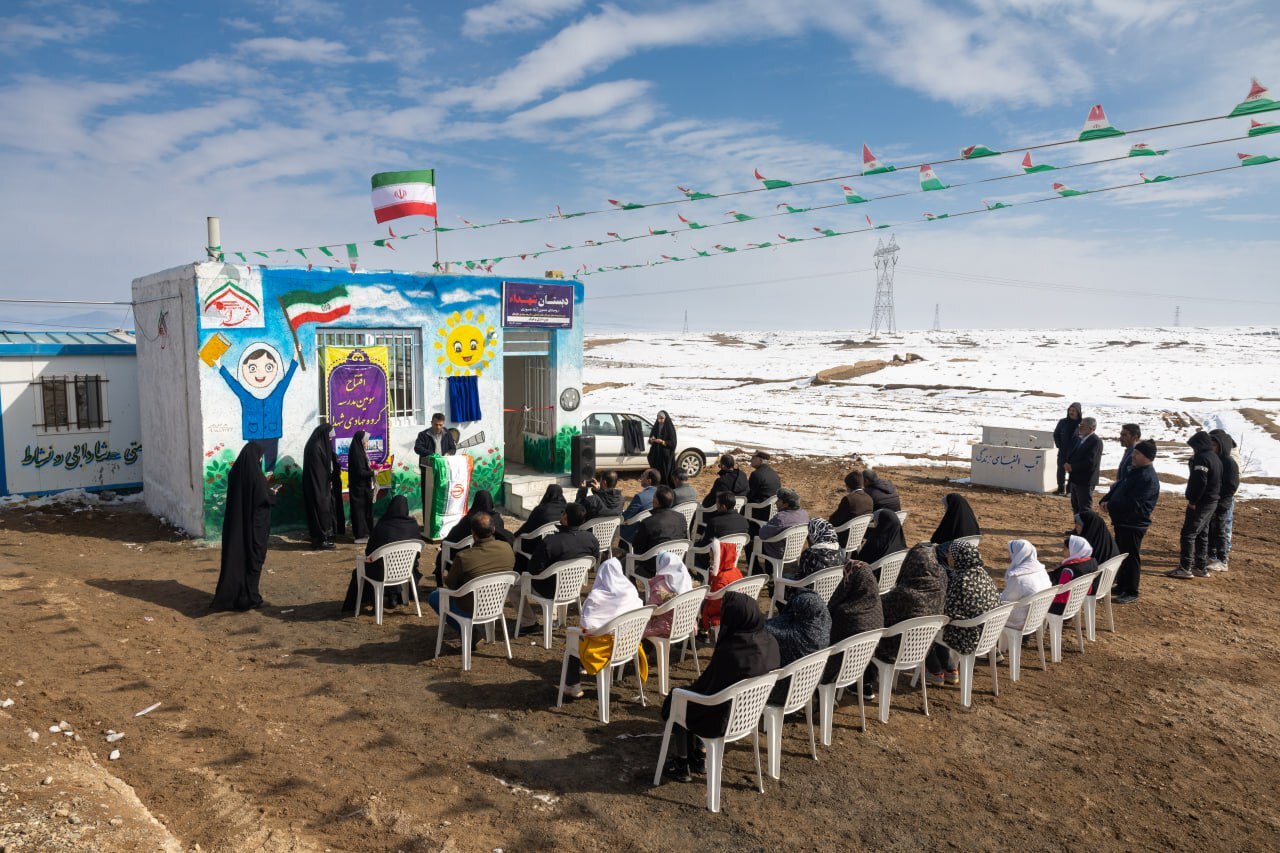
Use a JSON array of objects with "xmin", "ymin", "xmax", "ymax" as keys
[
  {"xmin": 0, "ymin": 349, "xmax": 142, "ymax": 495},
  {"xmin": 132, "ymin": 264, "xmax": 205, "ymax": 535}
]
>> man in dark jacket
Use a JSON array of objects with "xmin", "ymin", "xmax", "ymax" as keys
[
  {"xmin": 1168, "ymin": 431, "xmax": 1221, "ymax": 579},
  {"xmin": 745, "ymin": 450, "xmax": 781, "ymax": 525},
  {"xmin": 863, "ymin": 468, "xmax": 902, "ymax": 512},
  {"xmin": 1065, "ymin": 416, "xmax": 1103, "ymax": 514},
  {"xmin": 521, "ymin": 503, "xmax": 599, "ymax": 629},
  {"xmin": 1102, "ymin": 440, "xmax": 1160, "ymax": 603},
  {"xmin": 626, "ymin": 486, "xmax": 688, "ymax": 577},
  {"xmin": 1102, "ymin": 423, "xmax": 1141, "ymax": 505},
  {"xmin": 1207, "ymin": 429, "xmax": 1241, "ymax": 572},
  {"xmin": 701, "ymin": 453, "xmax": 749, "ymax": 508},
  {"xmin": 830, "ymin": 468, "xmax": 875, "ymax": 548},
  {"xmin": 694, "ymin": 491, "xmax": 752, "ymax": 570},
  {"xmin": 669, "ymin": 470, "xmax": 698, "ymax": 506},
  {"xmin": 1053, "ymin": 402, "xmax": 1083, "ymax": 496},
  {"xmin": 575, "ymin": 470, "xmax": 624, "ymax": 520},
  {"xmin": 429, "ymin": 512, "xmax": 514, "ymax": 617}
]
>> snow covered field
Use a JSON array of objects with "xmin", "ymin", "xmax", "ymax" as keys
[{"xmin": 582, "ymin": 326, "xmax": 1280, "ymax": 499}]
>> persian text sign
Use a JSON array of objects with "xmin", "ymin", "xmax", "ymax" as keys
[
  {"xmin": 501, "ymin": 281, "xmax": 574, "ymax": 328},
  {"xmin": 324, "ymin": 346, "xmax": 389, "ymax": 470}
]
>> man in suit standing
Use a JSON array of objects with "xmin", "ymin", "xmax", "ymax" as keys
[{"xmin": 1065, "ymin": 417, "xmax": 1103, "ymax": 514}]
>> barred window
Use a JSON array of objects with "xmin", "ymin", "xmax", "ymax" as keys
[
  {"xmin": 36, "ymin": 375, "xmax": 108, "ymax": 431},
  {"xmin": 316, "ymin": 328, "xmax": 423, "ymax": 420}
]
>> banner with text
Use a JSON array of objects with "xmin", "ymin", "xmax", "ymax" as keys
[
  {"xmin": 502, "ymin": 281, "xmax": 574, "ymax": 328},
  {"xmin": 324, "ymin": 345, "xmax": 390, "ymax": 471}
]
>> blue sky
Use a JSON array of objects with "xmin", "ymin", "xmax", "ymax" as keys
[{"xmin": 1, "ymin": 0, "xmax": 1277, "ymax": 331}]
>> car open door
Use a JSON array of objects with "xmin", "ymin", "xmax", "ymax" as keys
[{"xmin": 618, "ymin": 414, "xmax": 652, "ymax": 468}]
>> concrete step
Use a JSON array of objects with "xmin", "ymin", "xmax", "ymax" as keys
[{"xmin": 502, "ymin": 470, "xmax": 574, "ymax": 518}]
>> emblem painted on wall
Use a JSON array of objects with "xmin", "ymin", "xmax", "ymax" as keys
[{"xmin": 199, "ymin": 268, "xmax": 265, "ymax": 329}]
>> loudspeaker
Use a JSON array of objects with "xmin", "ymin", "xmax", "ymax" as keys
[{"xmin": 571, "ymin": 434, "xmax": 596, "ymax": 485}]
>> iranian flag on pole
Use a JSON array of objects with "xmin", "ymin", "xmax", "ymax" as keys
[
  {"xmin": 1229, "ymin": 78, "xmax": 1278, "ymax": 117},
  {"xmin": 371, "ymin": 170, "xmax": 437, "ymax": 223},
  {"xmin": 1022, "ymin": 152, "xmax": 1056, "ymax": 173},
  {"xmin": 1079, "ymin": 104, "xmax": 1124, "ymax": 141},
  {"xmin": 919, "ymin": 164, "xmax": 948, "ymax": 191},
  {"xmin": 279, "ymin": 285, "xmax": 352, "ymax": 329},
  {"xmin": 861, "ymin": 144, "xmax": 895, "ymax": 175}
]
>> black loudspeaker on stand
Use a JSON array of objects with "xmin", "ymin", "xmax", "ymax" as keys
[{"xmin": 571, "ymin": 434, "xmax": 596, "ymax": 485}]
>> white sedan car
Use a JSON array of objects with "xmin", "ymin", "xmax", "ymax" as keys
[{"xmin": 580, "ymin": 412, "xmax": 721, "ymax": 478}]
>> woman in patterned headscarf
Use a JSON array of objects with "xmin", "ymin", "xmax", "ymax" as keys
[
  {"xmin": 793, "ymin": 517, "xmax": 843, "ymax": 582},
  {"xmin": 941, "ymin": 541, "xmax": 1001, "ymax": 656}
]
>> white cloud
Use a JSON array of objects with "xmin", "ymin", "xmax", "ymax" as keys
[
  {"xmin": 237, "ymin": 37, "xmax": 357, "ymax": 64},
  {"xmin": 257, "ymin": 0, "xmax": 344, "ymax": 25},
  {"xmin": 507, "ymin": 80, "xmax": 652, "ymax": 125},
  {"xmin": 0, "ymin": 6, "xmax": 120, "ymax": 54},
  {"xmin": 440, "ymin": 287, "xmax": 501, "ymax": 305},
  {"xmin": 463, "ymin": 0, "xmax": 588, "ymax": 38},
  {"xmin": 347, "ymin": 285, "xmax": 412, "ymax": 311},
  {"xmin": 167, "ymin": 58, "xmax": 262, "ymax": 86}
]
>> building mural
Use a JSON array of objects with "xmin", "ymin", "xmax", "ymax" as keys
[{"xmin": 177, "ymin": 263, "xmax": 583, "ymax": 538}]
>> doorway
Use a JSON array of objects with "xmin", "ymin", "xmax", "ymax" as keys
[{"xmin": 502, "ymin": 330, "xmax": 554, "ymax": 470}]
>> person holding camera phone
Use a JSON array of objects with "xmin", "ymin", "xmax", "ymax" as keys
[{"xmin": 575, "ymin": 470, "xmax": 624, "ymax": 520}]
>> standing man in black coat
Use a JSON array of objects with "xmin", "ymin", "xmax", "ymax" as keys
[
  {"xmin": 1065, "ymin": 416, "xmax": 1103, "ymax": 514},
  {"xmin": 1101, "ymin": 440, "xmax": 1160, "ymax": 604},
  {"xmin": 1053, "ymin": 402, "xmax": 1083, "ymax": 496},
  {"xmin": 1168, "ymin": 431, "xmax": 1222, "ymax": 579},
  {"xmin": 1207, "ymin": 429, "xmax": 1240, "ymax": 573}
]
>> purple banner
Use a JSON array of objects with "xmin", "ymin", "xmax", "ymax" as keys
[
  {"xmin": 327, "ymin": 350, "xmax": 389, "ymax": 470},
  {"xmin": 502, "ymin": 281, "xmax": 574, "ymax": 328}
]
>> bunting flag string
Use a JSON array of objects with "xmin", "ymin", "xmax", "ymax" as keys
[
  {"xmin": 222, "ymin": 79, "xmax": 1277, "ymax": 262},
  {"xmin": 436, "ymin": 133, "xmax": 1261, "ymax": 271},
  {"xmin": 573, "ymin": 156, "xmax": 1278, "ymax": 277}
]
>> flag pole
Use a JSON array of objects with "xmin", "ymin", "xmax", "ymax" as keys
[
  {"xmin": 278, "ymin": 296, "xmax": 306, "ymax": 371},
  {"xmin": 432, "ymin": 171, "xmax": 440, "ymax": 271}
]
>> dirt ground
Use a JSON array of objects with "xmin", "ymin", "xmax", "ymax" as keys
[{"xmin": 2, "ymin": 459, "xmax": 1280, "ymax": 851}]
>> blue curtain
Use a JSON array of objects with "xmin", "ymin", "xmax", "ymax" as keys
[{"xmin": 448, "ymin": 375, "xmax": 482, "ymax": 422}]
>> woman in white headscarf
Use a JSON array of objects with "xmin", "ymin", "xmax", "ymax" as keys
[
  {"xmin": 1000, "ymin": 539, "xmax": 1052, "ymax": 632},
  {"xmin": 560, "ymin": 557, "xmax": 647, "ymax": 699},
  {"xmin": 645, "ymin": 551, "xmax": 694, "ymax": 638},
  {"xmin": 1048, "ymin": 535, "xmax": 1097, "ymax": 616}
]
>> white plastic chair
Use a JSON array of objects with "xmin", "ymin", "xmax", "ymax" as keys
[
  {"xmin": 653, "ymin": 672, "xmax": 779, "ymax": 813},
  {"xmin": 433, "ymin": 571, "xmax": 519, "ymax": 671},
  {"xmin": 935, "ymin": 603, "xmax": 1015, "ymax": 708},
  {"xmin": 870, "ymin": 549, "xmax": 909, "ymax": 595},
  {"xmin": 817, "ymin": 629, "xmax": 884, "ymax": 745},
  {"xmin": 514, "ymin": 522, "xmax": 559, "ymax": 561},
  {"xmin": 833, "ymin": 513, "xmax": 873, "ymax": 561},
  {"xmin": 557, "ymin": 606, "xmax": 655, "ymax": 723},
  {"xmin": 872, "ymin": 615, "xmax": 948, "ymax": 723},
  {"xmin": 688, "ymin": 532, "xmax": 749, "ymax": 586},
  {"xmin": 1046, "ymin": 573, "xmax": 1094, "ymax": 663},
  {"xmin": 768, "ymin": 565, "xmax": 843, "ymax": 617},
  {"xmin": 624, "ymin": 539, "xmax": 691, "ymax": 586},
  {"xmin": 578, "ymin": 516, "xmax": 621, "ymax": 563},
  {"xmin": 439, "ymin": 536, "xmax": 473, "ymax": 575},
  {"xmin": 646, "ymin": 586, "xmax": 709, "ymax": 695},
  {"xmin": 762, "ymin": 648, "xmax": 830, "ymax": 780},
  {"xmin": 353, "ymin": 541, "xmax": 424, "ymax": 625},
  {"xmin": 671, "ymin": 501, "xmax": 699, "ymax": 536},
  {"xmin": 704, "ymin": 575, "xmax": 768, "ymax": 643},
  {"xmin": 895, "ymin": 510, "xmax": 909, "ymax": 525},
  {"xmin": 749, "ymin": 525, "xmax": 808, "ymax": 582},
  {"xmin": 952, "ymin": 534, "xmax": 982, "ymax": 548},
  {"xmin": 1000, "ymin": 587, "xmax": 1056, "ymax": 681},
  {"xmin": 740, "ymin": 496, "xmax": 778, "ymax": 533},
  {"xmin": 514, "ymin": 556, "xmax": 594, "ymax": 649},
  {"xmin": 1083, "ymin": 553, "xmax": 1126, "ymax": 641}
]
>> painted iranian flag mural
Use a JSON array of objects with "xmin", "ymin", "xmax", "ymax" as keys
[
  {"xmin": 1078, "ymin": 104, "xmax": 1124, "ymax": 141},
  {"xmin": 1229, "ymin": 78, "xmax": 1278, "ymax": 117},
  {"xmin": 370, "ymin": 170, "xmax": 437, "ymax": 223},
  {"xmin": 280, "ymin": 285, "xmax": 352, "ymax": 330}
]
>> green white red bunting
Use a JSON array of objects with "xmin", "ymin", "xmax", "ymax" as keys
[
  {"xmin": 1248, "ymin": 119, "xmax": 1280, "ymax": 137},
  {"xmin": 1053, "ymin": 182, "xmax": 1087, "ymax": 197},
  {"xmin": 370, "ymin": 169, "xmax": 436, "ymax": 223},
  {"xmin": 861, "ymin": 144, "xmax": 895, "ymax": 175},
  {"xmin": 1238, "ymin": 152, "xmax": 1280, "ymax": 166},
  {"xmin": 678, "ymin": 185, "xmax": 716, "ymax": 200},
  {"xmin": 1229, "ymin": 78, "xmax": 1278, "ymax": 117},
  {"xmin": 961, "ymin": 144, "xmax": 1000, "ymax": 159},
  {"xmin": 677, "ymin": 213, "xmax": 706, "ymax": 229},
  {"xmin": 1128, "ymin": 143, "xmax": 1167, "ymax": 156},
  {"xmin": 919, "ymin": 164, "xmax": 948, "ymax": 191},
  {"xmin": 1139, "ymin": 173, "xmax": 1173, "ymax": 183},
  {"xmin": 1078, "ymin": 104, "xmax": 1124, "ymax": 141},
  {"xmin": 1022, "ymin": 152, "xmax": 1056, "ymax": 173},
  {"xmin": 608, "ymin": 199, "xmax": 645, "ymax": 210},
  {"xmin": 754, "ymin": 169, "xmax": 792, "ymax": 190},
  {"xmin": 983, "ymin": 199, "xmax": 1009, "ymax": 209},
  {"xmin": 842, "ymin": 185, "xmax": 867, "ymax": 204}
]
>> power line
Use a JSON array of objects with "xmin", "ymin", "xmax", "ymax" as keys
[
  {"xmin": 584, "ymin": 268, "xmax": 873, "ymax": 301},
  {"xmin": 0, "ymin": 297, "xmax": 131, "ymax": 306},
  {"xmin": 899, "ymin": 266, "xmax": 1280, "ymax": 305}
]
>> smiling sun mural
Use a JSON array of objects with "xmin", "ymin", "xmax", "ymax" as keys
[{"xmin": 435, "ymin": 310, "xmax": 496, "ymax": 376}]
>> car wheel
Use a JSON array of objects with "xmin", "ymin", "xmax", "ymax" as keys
[{"xmin": 676, "ymin": 451, "xmax": 704, "ymax": 478}]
